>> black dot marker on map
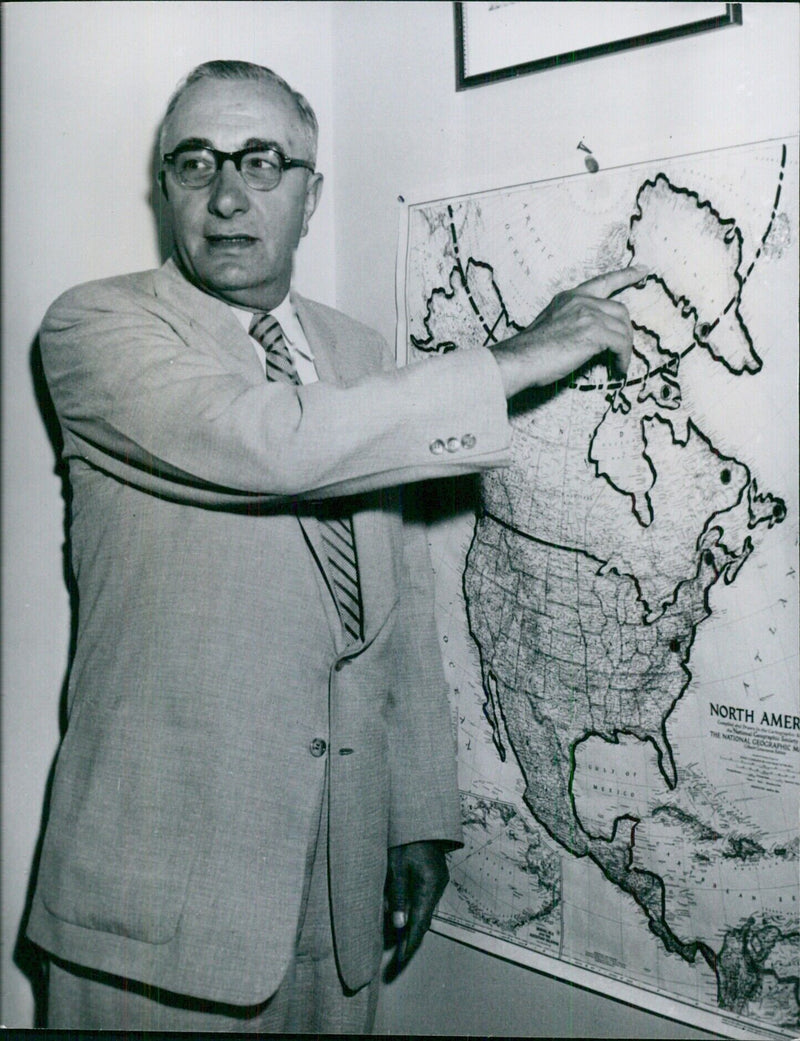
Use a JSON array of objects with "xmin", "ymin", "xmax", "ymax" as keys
[
  {"xmin": 695, "ymin": 321, "xmax": 712, "ymax": 341},
  {"xmin": 585, "ymin": 156, "xmax": 599, "ymax": 173}
]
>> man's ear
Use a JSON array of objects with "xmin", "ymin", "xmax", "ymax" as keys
[{"xmin": 301, "ymin": 172, "xmax": 323, "ymax": 238}]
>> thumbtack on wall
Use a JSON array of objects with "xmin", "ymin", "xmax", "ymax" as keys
[{"xmin": 577, "ymin": 141, "xmax": 599, "ymax": 174}]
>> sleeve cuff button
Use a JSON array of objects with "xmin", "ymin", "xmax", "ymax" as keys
[
  {"xmin": 446, "ymin": 437, "xmax": 461, "ymax": 453},
  {"xmin": 429, "ymin": 439, "xmax": 446, "ymax": 454},
  {"xmin": 461, "ymin": 433, "xmax": 476, "ymax": 449}
]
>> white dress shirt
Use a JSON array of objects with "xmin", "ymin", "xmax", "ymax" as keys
[{"xmin": 231, "ymin": 292, "xmax": 319, "ymax": 386}]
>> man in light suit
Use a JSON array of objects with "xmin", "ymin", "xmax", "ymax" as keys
[{"xmin": 28, "ymin": 61, "xmax": 642, "ymax": 1031}]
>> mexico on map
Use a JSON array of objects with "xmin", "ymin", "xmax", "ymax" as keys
[{"xmin": 398, "ymin": 139, "xmax": 799, "ymax": 1039}]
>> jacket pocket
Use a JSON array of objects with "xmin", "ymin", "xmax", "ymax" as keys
[{"xmin": 39, "ymin": 708, "xmax": 201, "ymax": 945}]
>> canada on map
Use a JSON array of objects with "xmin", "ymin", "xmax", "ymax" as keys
[{"xmin": 401, "ymin": 140, "xmax": 799, "ymax": 1040}]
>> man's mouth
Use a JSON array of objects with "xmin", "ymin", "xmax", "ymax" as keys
[{"xmin": 205, "ymin": 234, "xmax": 258, "ymax": 249}]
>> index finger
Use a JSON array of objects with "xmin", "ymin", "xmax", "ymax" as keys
[{"xmin": 574, "ymin": 265, "xmax": 649, "ymax": 299}]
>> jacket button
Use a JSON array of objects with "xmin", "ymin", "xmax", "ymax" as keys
[
  {"xmin": 461, "ymin": 433, "xmax": 476, "ymax": 449},
  {"xmin": 429, "ymin": 438, "xmax": 445, "ymax": 455},
  {"xmin": 446, "ymin": 437, "xmax": 461, "ymax": 453},
  {"xmin": 310, "ymin": 738, "xmax": 327, "ymax": 757}
]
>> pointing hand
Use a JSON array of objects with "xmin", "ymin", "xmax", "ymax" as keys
[{"xmin": 491, "ymin": 265, "xmax": 647, "ymax": 397}]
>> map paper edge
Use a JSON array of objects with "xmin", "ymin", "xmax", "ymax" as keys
[{"xmin": 396, "ymin": 135, "xmax": 800, "ymax": 1041}]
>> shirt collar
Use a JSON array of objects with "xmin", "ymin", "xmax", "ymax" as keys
[{"xmin": 230, "ymin": 291, "xmax": 315, "ymax": 363}]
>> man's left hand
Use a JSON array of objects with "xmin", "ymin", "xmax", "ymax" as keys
[{"xmin": 383, "ymin": 841, "xmax": 449, "ymax": 981}]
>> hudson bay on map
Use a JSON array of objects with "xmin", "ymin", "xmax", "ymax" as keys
[{"xmin": 398, "ymin": 139, "xmax": 799, "ymax": 1039}]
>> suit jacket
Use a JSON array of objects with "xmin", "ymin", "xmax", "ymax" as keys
[{"xmin": 27, "ymin": 257, "xmax": 511, "ymax": 1005}]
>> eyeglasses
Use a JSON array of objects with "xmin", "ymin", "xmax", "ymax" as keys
[{"xmin": 161, "ymin": 144, "xmax": 315, "ymax": 191}]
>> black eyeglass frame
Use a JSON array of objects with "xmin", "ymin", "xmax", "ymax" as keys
[{"xmin": 161, "ymin": 143, "xmax": 315, "ymax": 190}]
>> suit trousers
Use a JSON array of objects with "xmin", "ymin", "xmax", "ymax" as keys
[{"xmin": 45, "ymin": 770, "xmax": 380, "ymax": 1033}]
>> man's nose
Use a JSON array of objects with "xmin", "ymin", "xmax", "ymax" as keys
[{"xmin": 207, "ymin": 160, "xmax": 250, "ymax": 217}]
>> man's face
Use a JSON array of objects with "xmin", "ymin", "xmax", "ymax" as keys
[{"xmin": 161, "ymin": 77, "xmax": 323, "ymax": 310}]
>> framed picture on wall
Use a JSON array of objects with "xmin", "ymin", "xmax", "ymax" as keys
[{"xmin": 454, "ymin": 2, "xmax": 743, "ymax": 91}]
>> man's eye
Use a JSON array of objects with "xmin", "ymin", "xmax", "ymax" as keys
[
  {"xmin": 181, "ymin": 156, "xmax": 213, "ymax": 172},
  {"xmin": 246, "ymin": 154, "xmax": 281, "ymax": 171}
]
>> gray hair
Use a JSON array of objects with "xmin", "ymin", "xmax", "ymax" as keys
[{"xmin": 158, "ymin": 60, "xmax": 318, "ymax": 164}]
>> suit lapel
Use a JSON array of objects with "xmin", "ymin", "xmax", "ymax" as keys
[
  {"xmin": 152, "ymin": 258, "xmax": 263, "ymax": 381},
  {"xmin": 293, "ymin": 295, "xmax": 344, "ymax": 384},
  {"xmin": 151, "ymin": 262, "xmax": 344, "ymax": 646},
  {"xmin": 151, "ymin": 267, "xmax": 394, "ymax": 651}
]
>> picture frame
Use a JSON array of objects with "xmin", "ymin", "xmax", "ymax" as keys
[{"xmin": 454, "ymin": 2, "xmax": 743, "ymax": 91}]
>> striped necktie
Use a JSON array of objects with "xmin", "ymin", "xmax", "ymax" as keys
[{"xmin": 249, "ymin": 312, "xmax": 364, "ymax": 645}]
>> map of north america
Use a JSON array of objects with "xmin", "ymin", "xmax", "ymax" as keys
[{"xmin": 400, "ymin": 140, "xmax": 799, "ymax": 1039}]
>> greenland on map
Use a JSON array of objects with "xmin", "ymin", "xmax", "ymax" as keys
[{"xmin": 397, "ymin": 139, "xmax": 799, "ymax": 1039}]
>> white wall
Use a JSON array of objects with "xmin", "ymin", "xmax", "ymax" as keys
[
  {"xmin": 332, "ymin": 1, "xmax": 798, "ymax": 345},
  {"xmin": 330, "ymin": 2, "xmax": 799, "ymax": 1036},
  {"xmin": 1, "ymin": 2, "xmax": 335, "ymax": 1026}
]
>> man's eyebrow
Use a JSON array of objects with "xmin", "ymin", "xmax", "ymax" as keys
[
  {"xmin": 241, "ymin": 138, "xmax": 285, "ymax": 152},
  {"xmin": 169, "ymin": 137, "xmax": 287, "ymax": 153},
  {"xmin": 170, "ymin": 137, "xmax": 215, "ymax": 152}
]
